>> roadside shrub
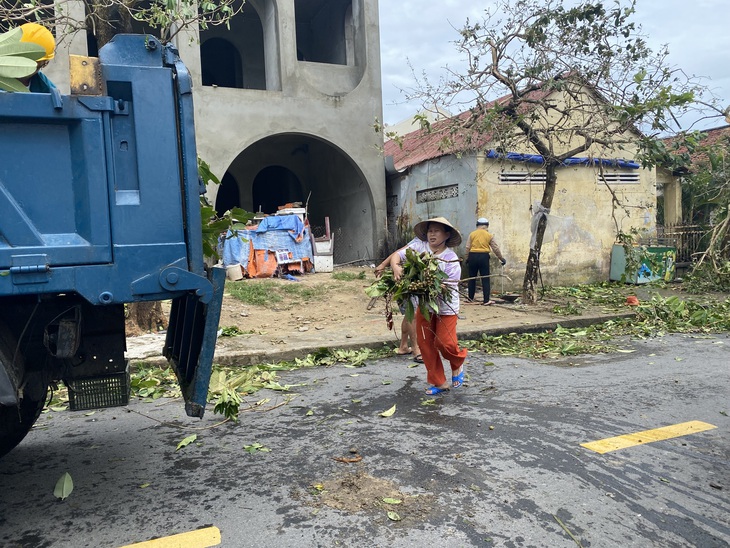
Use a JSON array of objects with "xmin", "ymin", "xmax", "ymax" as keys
[{"xmin": 682, "ymin": 258, "xmax": 730, "ymax": 294}]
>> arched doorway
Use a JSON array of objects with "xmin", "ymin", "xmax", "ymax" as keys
[
  {"xmin": 214, "ymin": 172, "xmax": 241, "ymax": 216},
  {"xmin": 217, "ymin": 133, "xmax": 375, "ymax": 263}
]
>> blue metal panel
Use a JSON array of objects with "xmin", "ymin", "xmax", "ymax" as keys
[
  {"xmin": 0, "ymin": 35, "xmax": 213, "ymax": 305},
  {"xmin": 164, "ymin": 266, "xmax": 225, "ymax": 417},
  {"xmin": 101, "ymin": 69, "xmax": 185, "ymax": 249},
  {"xmin": 0, "ymin": 34, "xmax": 223, "ymax": 421},
  {"xmin": 0, "ymin": 94, "xmax": 112, "ymax": 269},
  {"xmin": 168, "ymin": 52, "xmax": 207, "ymax": 276}
]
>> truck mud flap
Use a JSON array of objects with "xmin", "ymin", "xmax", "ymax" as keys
[{"xmin": 163, "ymin": 266, "xmax": 225, "ymax": 418}]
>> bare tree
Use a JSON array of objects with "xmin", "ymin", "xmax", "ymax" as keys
[
  {"xmin": 1, "ymin": 0, "xmax": 241, "ymax": 48},
  {"xmin": 409, "ymin": 0, "xmax": 725, "ymax": 303}
]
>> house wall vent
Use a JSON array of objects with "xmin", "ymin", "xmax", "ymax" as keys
[
  {"xmin": 416, "ymin": 184, "xmax": 459, "ymax": 203},
  {"xmin": 599, "ymin": 172, "xmax": 640, "ymax": 184},
  {"xmin": 499, "ymin": 171, "xmax": 547, "ymax": 184}
]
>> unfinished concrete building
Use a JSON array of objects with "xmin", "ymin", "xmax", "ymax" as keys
[{"xmin": 47, "ymin": 0, "xmax": 387, "ymax": 264}]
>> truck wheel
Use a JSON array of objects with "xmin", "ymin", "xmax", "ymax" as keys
[
  {"xmin": 0, "ymin": 320, "xmax": 48, "ymax": 458},
  {"xmin": 0, "ymin": 390, "xmax": 47, "ymax": 458}
]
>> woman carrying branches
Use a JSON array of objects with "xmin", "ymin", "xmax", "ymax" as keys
[{"xmin": 391, "ymin": 217, "xmax": 468, "ymax": 395}]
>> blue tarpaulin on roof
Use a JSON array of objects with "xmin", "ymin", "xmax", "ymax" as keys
[
  {"xmin": 485, "ymin": 150, "xmax": 639, "ymax": 169},
  {"xmin": 254, "ymin": 215, "xmax": 305, "ymax": 239}
]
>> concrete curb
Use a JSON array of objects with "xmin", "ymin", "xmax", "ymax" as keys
[{"xmin": 127, "ymin": 311, "xmax": 636, "ymax": 367}]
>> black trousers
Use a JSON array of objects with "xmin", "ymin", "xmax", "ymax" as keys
[{"xmin": 467, "ymin": 252, "xmax": 491, "ymax": 302}]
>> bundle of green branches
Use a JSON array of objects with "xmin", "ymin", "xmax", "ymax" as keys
[{"xmin": 366, "ymin": 249, "xmax": 450, "ymax": 327}]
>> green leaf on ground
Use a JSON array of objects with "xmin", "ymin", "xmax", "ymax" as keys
[
  {"xmin": 53, "ymin": 472, "xmax": 74, "ymax": 501},
  {"xmin": 243, "ymin": 442, "xmax": 271, "ymax": 453},
  {"xmin": 383, "ymin": 497, "xmax": 402, "ymax": 504},
  {"xmin": 176, "ymin": 434, "xmax": 197, "ymax": 451},
  {"xmin": 380, "ymin": 404, "xmax": 396, "ymax": 417}
]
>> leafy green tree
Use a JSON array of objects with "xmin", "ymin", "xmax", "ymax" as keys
[
  {"xmin": 676, "ymin": 131, "xmax": 730, "ymax": 290},
  {"xmin": 410, "ymin": 0, "xmax": 725, "ymax": 304},
  {"xmin": 679, "ymin": 135, "xmax": 729, "ymax": 228}
]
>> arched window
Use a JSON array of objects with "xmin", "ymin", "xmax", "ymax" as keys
[
  {"xmin": 295, "ymin": 0, "xmax": 353, "ymax": 65},
  {"xmin": 201, "ymin": 38, "xmax": 243, "ymax": 89},
  {"xmin": 199, "ymin": 1, "xmax": 268, "ymax": 90}
]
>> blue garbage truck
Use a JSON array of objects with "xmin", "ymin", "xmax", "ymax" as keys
[{"xmin": 0, "ymin": 35, "xmax": 225, "ymax": 457}]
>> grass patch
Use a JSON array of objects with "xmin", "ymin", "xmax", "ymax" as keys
[
  {"xmin": 220, "ymin": 325, "xmax": 255, "ymax": 337},
  {"xmin": 225, "ymin": 279, "xmax": 331, "ymax": 307},
  {"xmin": 226, "ymin": 280, "xmax": 283, "ymax": 306},
  {"xmin": 280, "ymin": 283, "xmax": 329, "ymax": 301},
  {"xmin": 331, "ymin": 270, "xmax": 367, "ymax": 281}
]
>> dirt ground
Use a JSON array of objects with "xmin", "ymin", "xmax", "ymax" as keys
[
  {"xmin": 218, "ymin": 266, "xmax": 383, "ymax": 334},
  {"xmin": 214, "ymin": 265, "xmax": 567, "ymax": 345},
  {"xmin": 132, "ymin": 265, "xmax": 663, "ymax": 346}
]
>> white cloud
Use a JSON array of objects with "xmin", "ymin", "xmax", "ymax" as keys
[{"xmin": 379, "ymin": 0, "xmax": 730, "ymax": 130}]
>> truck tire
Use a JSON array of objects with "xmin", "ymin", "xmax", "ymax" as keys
[
  {"xmin": 0, "ymin": 391, "xmax": 47, "ymax": 458},
  {"xmin": 0, "ymin": 321, "xmax": 48, "ymax": 458}
]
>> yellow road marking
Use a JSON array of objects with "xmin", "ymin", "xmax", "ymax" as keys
[
  {"xmin": 581, "ymin": 420, "xmax": 717, "ymax": 454},
  {"xmin": 119, "ymin": 526, "xmax": 221, "ymax": 548}
]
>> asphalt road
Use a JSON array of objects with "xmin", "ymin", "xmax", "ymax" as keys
[{"xmin": 0, "ymin": 333, "xmax": 728, "ymax": 548}]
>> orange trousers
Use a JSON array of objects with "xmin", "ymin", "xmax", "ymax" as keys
[{"xmin": 416, "ymin": 310, "xmax": 467, "ymax": 387}]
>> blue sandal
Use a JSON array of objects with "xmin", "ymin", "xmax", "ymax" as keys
[
  {"xmin": 425, "ymin": 385, "xmax": 450, "ymax": 395},
  {"xmin": 452, "ymin": 369, "xmax": 465, "ymax": 388}
]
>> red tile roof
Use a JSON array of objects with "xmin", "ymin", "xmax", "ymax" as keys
[
  {"xmin": 384, "ymin": 110, "xmax": 482, "ymax": 171},
  {"xmin": 662, "ymin": 125, "xmax": 730, "ymax": 169},
  {"xmin": 384, "ymin": 87, "xmax": 556, "ymax": 172}
]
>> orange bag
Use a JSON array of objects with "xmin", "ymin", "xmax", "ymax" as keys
[{"xmin": 245, "ymin": 240, "xmax": 278, "ymax": 278}]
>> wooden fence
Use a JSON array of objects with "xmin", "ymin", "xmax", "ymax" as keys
[{"xmin": 656, "ymin": 224, "xmax": 710, "ymax": 265}]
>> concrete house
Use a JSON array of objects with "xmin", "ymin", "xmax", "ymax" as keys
[
  {"xmin": 657, "ymin": 124, "xmax": 730, "ymax": 225},
  {"xmin": 655, "ymin": 125, "xmax": 730, "ymax": 269},
  {"xmin": 384, "ymin": 85, "xmax": 659, "ymax": 289},
  {"xmin": 47, "ymin": 0, "xmax": 387, "ymax": 264}
]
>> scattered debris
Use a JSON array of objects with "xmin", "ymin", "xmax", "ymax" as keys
[
  {"xmin": 332, "ymin": 453, "xmax": 363, "ymax": 464},
  {"xmin": 305, "ymin": 470, "xmax": 434, "ymax": 519}
]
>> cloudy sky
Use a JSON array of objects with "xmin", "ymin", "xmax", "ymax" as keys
[{"xmin": 377, "ymin": 0, "xmax": 730, "ymax": 131}]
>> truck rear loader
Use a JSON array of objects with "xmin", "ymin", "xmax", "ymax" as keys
[{"xmin": 0, "ymin": 34, "xmax": 224, "ymax": 457}]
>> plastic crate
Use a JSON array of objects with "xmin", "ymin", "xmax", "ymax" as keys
[{"xmin": 67, "ymin": 368, "xmax": 130, "ymax": 411}]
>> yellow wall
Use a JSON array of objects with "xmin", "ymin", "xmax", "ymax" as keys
[{"xmin": 477, "ymin": 161, "xmax": 657, "ymax": 288}]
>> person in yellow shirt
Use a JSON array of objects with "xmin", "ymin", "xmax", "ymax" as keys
[{"xmin": 464, "ymin": 218, "xmax": 506, "ymax": 305}]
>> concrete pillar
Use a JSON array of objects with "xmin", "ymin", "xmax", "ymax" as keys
[
  {"xmin": 663, "ymin": 178, "xmax": 683, "ymax": 225},
  {"xmin": 476, "ymin": 151, "xmax": 488, "ymax": 218},
  {"xmin": 47, "ymin": 0, "xmax": 87, "ymax": 93}
]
